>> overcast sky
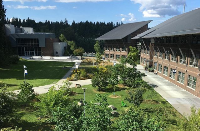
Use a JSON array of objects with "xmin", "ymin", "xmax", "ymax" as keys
[{"xmin": 3, "ymin": 0, "xmax": 200, "ymax": 27}]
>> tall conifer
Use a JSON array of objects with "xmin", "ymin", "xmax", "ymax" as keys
[{"xmin": 0, "ymin": 1, "xmax": 11, "ymax": 66}]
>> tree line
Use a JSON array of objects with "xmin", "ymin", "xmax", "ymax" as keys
[{"xmin": 7, "ymin": 17, "xmax": 122, "ymax": 52}]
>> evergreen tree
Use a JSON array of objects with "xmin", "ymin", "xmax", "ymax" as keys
[{"xmin": 0, "ymin": 0, "xmax": 12, "ymax": 67}]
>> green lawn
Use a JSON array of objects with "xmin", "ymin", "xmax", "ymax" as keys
[{"xmin": 0, "ymin": 60, "xmax": 74, "ymax": 91}]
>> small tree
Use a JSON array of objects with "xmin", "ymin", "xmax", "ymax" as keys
[
  {"xmin": 117, "ymin": 107, "xmax": 162, "ymax": 130},
  {"xmin": 0, "ymin": 85, "xmax": 14, "ymax": 127},
  {"xmin": 92, "ymin": 66, "xmax": 109, "ymax": 91},
  {"xmin": 17, "ymin": 82, "xmax": 35, "ymax": 103},
  {"xmin": 73, "ymin": 47, "xmax": 85, "ymax": 56},
  {"xmin": 126, "ymin": 88, "xmax": 146, "ymax": 107},
  {"xmin": 81, "ymin": 94, "xmax": 112, "ymax": 130},
  {"xmin": 126, "ymin": 46, "xmax": 139, "ymax": 66},
  {"xmin": 94, "ymin": 41, "xmax": 102, "ymax": 64},
  {"xmin": 59, "ymin": 34, "xmax": 77, "ymax": 55},
  {"xmin": 179, "ymin": 107, "xmax": 200, "ymax": 131},
  {"xmin": 108, "ymin": 65, "xmax": 119, "ymax": 94},
  {"xmin": 50, "ymin": 103, "xmax": 83, "ymax": 131}
]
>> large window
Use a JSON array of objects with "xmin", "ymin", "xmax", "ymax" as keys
[
  {"xmin": 122, "ymin": 47, "xmax": 126, "ymax": 51},
  {"xmin": 154, "ymin": 51, "xmax": 158, "ymax": 57},
  {"xmin": 116, "ymin": 55, "xmax": 120, "ymax": 59},
  {"xmin": 110, "ymin": 54, "xmax": 114, "ymax": 59},
  {"xmin": 105, "ymin": 54, "xmax": 109, "ymax": 58},
  {"xmin": 170, "ymin": 68, "xmax": 175, "ymax": 80},
  {"xmin": 163, "ymin": 66, "xmax": 168, "ymax": 76},
  {"xmin": 158, "ymin": 64, "xmax": 162, "ymax": 72},
  {"xmin": 154, "ymin": 62, "xmax": 157, "ymax": 70},
  {"xmin": 178, "ymin": 71, "xmax": 185, "ymax": 84},
  {"xmin": 187, "ymin": 75, "xmax": 197, "ymax": 89},
  {"xmin": 159, "ymin": 52, "xmax": 163, "ymax": 58},
  {"xmin": 116, "ymin": 47, "xmax": 120, "ymax": 52}
]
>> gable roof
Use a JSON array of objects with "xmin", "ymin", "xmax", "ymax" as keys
[
  {"xmin": 133, "ymin": 8, "xmax": 200, "ymax": 39},
  {"xmin": 96, "ymin": 20, "xmax": 152, "ymax": 40}
]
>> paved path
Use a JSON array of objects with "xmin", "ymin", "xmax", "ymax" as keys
[
  {"xmin": 136, "ymin": 65, "xmax": 200, "ymax": 117},
  {"xmin": 13, "ymin": 60, "xmax": 92, "ymax": 95}
]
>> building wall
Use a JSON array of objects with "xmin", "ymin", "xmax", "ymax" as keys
[
  {"xmin": 104, "ymin": 24, "xmax": 149, "ymax": 60},
  {"xmin": 53, "ymin": 42, "xmax": 67, "ymax": 56},
  {"xmin": 140, "ymin": 37, "xmax": 200, "ymax": 97},
  {"xmin": 42, "ymin": 38, "xmax": 59, "ymax": 56}
]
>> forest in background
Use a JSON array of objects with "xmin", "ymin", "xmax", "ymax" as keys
[{"xmin": 7, "ymin": 18, "xmax": 123, "ymax": 52}]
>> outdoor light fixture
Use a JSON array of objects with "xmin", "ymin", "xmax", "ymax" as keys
[
  {"xmin": 82, "ymin": 88, "xmax": 87, "ymax": 116},
  {"xmin": 23, "ymin": 65, "xmax": 28, "ymax": 82}
]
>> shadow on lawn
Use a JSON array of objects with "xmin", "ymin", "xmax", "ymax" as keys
[{"xmin": 100, "ymin": 87, "xmax": 127, "ymax": 93}]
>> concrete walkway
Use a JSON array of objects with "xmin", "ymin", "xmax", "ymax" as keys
[
  {"xmin": 13, "ymin": 60, "xmax": 92, "ymax": 95},
  {"xmin": 136, "ymin": 65, "xmax": 200, "ymax": 117}
]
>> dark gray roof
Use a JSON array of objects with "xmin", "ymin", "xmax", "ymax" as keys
[
  {"xmin": 133, "ymin": 8, "xmax": 200, "ymax": 39},
  {"xmin": 96, "ymin": 20, "xmax": 152, "ymax": 40}
]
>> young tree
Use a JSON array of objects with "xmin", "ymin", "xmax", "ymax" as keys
[
  {"xmin": 73, "ymin": 47, "xmax": 85, "ymax": 56},
  {"xmin": 17, "ymin": 82, "xmax": 35, "ymax": 103},
  {"xmin": 92, "ymin": 66, "xmax": 109, "ymax": 91},
  {"xmin": 81, "ymin": 94, "xmax": 112, "ymax": 130},
  {"xmin": 94, "ymin": 41, "xmax": 102, "ymax": 64},
  {"xmin": 126, "ymin": 46, "xmax": 139, "ymax": 66},
  {"xmin": 108, "ymin": 65, "xmax": 119, "ymax": 94},
  {"xmin": 59, "ymin": 34, "xmax": 77, "ymax": 55}
]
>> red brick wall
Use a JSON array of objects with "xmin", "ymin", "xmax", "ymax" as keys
[
  {"xmin": 140, "ymin": 42, "xmax": 200, "ymax": 97},
  {"xmin": 41, "ymin": 38, "xmax": 59, "ymax": 56}
]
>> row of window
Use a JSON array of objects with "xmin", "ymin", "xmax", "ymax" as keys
[
  {"xmin": 105, "ymin": 54, "xmax": 126, "ymax": 59},
  {"xmin": 154, "ymin": 62, "xmax": 197, "ymax": 89},
  {"xmin": 105, "ymin": 47, "xmax": 126, "ymax": 51}
]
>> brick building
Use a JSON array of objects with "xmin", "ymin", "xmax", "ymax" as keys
[
  {"xmin": 96, "ymin": 21, "xmax": 151, "ymax": 60},
  {"xmin": 134, "ymin": 8, "xmax": 200, "ymax": 97},
  {"xmin": 5, "ymin": 24, "xmax": 65, "ymax": 56}
]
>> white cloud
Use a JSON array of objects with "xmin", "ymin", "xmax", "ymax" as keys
[
  {"xmin": 131, "ymin": 0, "xmax": 186, "ymax": 17},
  {"xmin": 7, "ymin": 5, "xmax": 56, "ymax": 10},
  {"xmin": 4, "ymin": 0, "xmax": 47, "ymax": 4},
  {"xmin": 55, "ymin": 0, "xmax": 113, "ymax": 3},
  {"xmin": 73, "ymin": 6, "xmax": 77, "ymax": 8},
  {"xmin": 121, "ymin": 18, "xmax": 126, "ymax": 22},
  {"xmin": 120, "ymin": 13, "xmax": 136, "ymax": 22},
  {"xmin": 31, "ymin": 6, "xmax": 56, "ymax": 10}
]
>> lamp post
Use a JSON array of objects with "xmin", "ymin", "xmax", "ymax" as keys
[
  {"xmin": 82, "ymin": 88, "xmax": 87, "ymax": 116},
  {"xmin": 23, "ymin": 65, "xmax": 27, "ymax": 83}
]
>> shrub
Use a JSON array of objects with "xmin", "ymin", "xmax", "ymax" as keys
[
  {"xmin": 126, "ymin": 88, "xmax": 146, "ymax": 107},
  {"xmin": 9, "ymin": 55, "xmax": 19, "ymax": 64},
  {"xmin": 34, "ymin": 83, "xmax": 72, "ymax": 116},
  {"xmin": 17, "ymin": 82, "xmax": 35, "ymax": 103},
  {"xmin": 80, "ymin": 69, "xmax": 87, "ymax": 78},
  {"xmin": 0, "ymin": 85, "xmax": 14, "ymax": 127},
  {"xmin": 117, "ymin": 107, "xmax": 162, "ymax": 130},
  {"xmin": 50, "ymin": 103, "xmax": 83, "ymax": 131}
]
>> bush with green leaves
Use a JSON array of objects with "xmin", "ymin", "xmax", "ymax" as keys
[
  {"xmin": 17, "ymin": 82, "xmax": 35, "ymax": 103},
  {"xmin": 0, "ymin": 85, "xmax": 14, "ymax": 127},
  {"xmin": 49, "ymin": 102, "xmax": 83, "ymax": 131},
  {"xmin": 92, "ymin": 66, "xmax": 109, "ymax": 91},
  {"xmin": 178, "ymin": 107, "xmax": 200, "ymax": 131},
  {"xmin": 35, "ymin": 81, "xmax": 72, "ymax": 116},
  {"xmin": 81, "ymin": 94, "xmax": 112, "ymax": 131},
  {"xmin": 121, "ymin": 67, "xmax": 145, "ymax": 88},
  {"xmin": 117, "ymin": 107, "xmax": 163, "ymax": 131},
  {"xmin": 126, "ymin": 88, "xmax": 146, "ymax": 107}
]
